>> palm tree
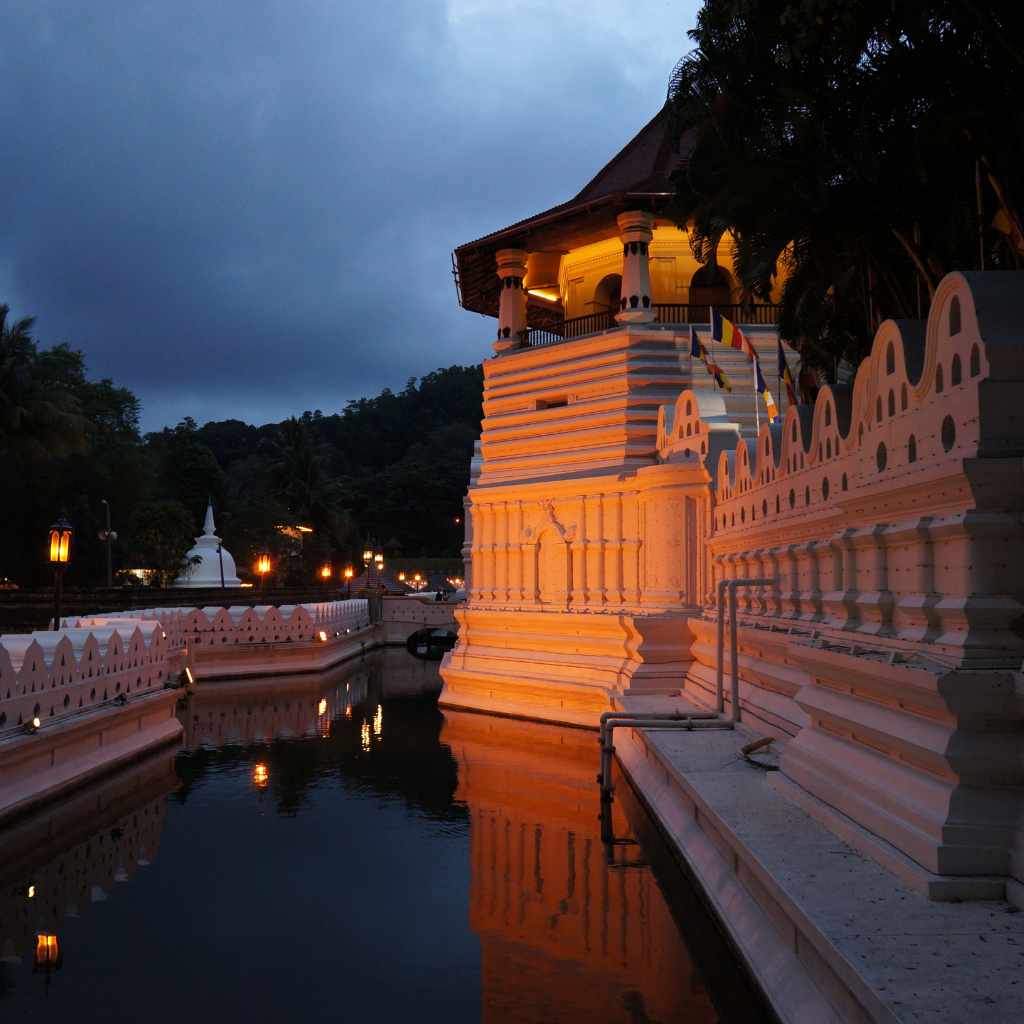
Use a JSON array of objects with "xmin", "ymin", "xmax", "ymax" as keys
[{"xmin": 0, "ymin": 305, "xmax": 91, "ymax": 461}]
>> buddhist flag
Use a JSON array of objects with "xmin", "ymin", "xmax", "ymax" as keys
[
  {"xmin": 711, "ymin": 308, "xmax": 756, "ymax": 361},
  {"xmin": 697, "ymin": 334, "xmax": 732, "ymax": 391},
  {"xmin": 755, "ymin": 356, "xmax": 779, "ymax": 423},
  {"xmin": 778, "ymin": 338, "xmax": 797, "ymax": 406}
]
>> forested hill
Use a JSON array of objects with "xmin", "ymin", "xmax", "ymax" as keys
[
  {"xmin": 0, "ymin": 312, "xmax": 482, "ymax": 587},
  {"xmin": 191, "ymin": 365, "xmax": 483, "ymax": 570}
]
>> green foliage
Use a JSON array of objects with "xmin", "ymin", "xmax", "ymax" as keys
[
  {"xmin": 127, "ymin": 500, "xmax": 199, "ymax": 586},
  {"xmin": 0, "ymin": 315, "xmax": 482, "ymax": 591},
  {"xmin": 670, "ymin": 1, "xmax": 1024, "ymax": 369}
]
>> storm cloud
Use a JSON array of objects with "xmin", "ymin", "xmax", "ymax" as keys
[{"xmin": 0, "ymin": 1, "xmax": 697, "ymax": 429}]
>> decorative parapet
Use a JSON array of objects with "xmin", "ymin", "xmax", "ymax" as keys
[
  {"xmin": 686, "ymin": 271, "xmax": 1024, "ymax": 665},
  {"xmin": 67, "ymin": 599, "xmax": 370, "ymax": 649},
  {"xmin": 0, "ymin": 600, "xmax": 370, "ymax": 738},
  {"xmin": 0, "ymin": 617, "xmax": 178, "ymax": 737}
]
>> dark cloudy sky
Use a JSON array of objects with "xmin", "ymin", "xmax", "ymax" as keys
[{"xmin": 1, "ymin": 1, "xmax": 698, "ymax": 431}]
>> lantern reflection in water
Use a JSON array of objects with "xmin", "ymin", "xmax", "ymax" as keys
[{"xmin": 252, "ymin": 763, "xmax": 269, "ymax": 788}]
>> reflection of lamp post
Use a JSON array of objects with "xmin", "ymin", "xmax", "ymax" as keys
[
  {"xmin": 252, "ymin": 762, "xmax": 269, "ymax": 788},
  {"xmin": 256, "ymin": 553, "xmax": 271, "ymax": 593},
  {"xmin": 48, "ymin": 514, "xmax": 72, "ymax": 630}
]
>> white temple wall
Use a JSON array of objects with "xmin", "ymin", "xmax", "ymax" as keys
[{"xmin": 652, "ymin": 271, "xmax": 1024, "ymax": 886}]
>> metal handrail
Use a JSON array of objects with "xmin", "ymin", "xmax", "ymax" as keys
[{"xmin": 715, "ymin": 578, "xmax": 776, "ymax": 722}]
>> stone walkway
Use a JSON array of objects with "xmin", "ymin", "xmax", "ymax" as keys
[{"xmin": 613, "ymin": 698, "xmax": 1024, "ymax": 1024}]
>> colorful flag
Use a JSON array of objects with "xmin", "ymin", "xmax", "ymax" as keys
[
  {"xmin": 778, "ymin": 338, "xmax": 797, "ymax": 405},
  {"xmin": 700, "ymin": 340, "xmax": 732, "ymax": 391},
  {"xmin": 755, "ymin": 356, "xmax": 779, "ymax": 423},
  {"xmin": 711, "ymin": 308, "xmax": 756, "ymax": 361}
]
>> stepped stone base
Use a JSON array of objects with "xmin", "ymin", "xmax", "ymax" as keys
[{"xmin": 440, "ymin": 605, "xmax": 697, "ymax": 728}]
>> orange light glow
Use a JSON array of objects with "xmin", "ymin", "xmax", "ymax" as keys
[
  {"xmin": 48, "ymin": 528, "xmax": 71, "ymax": 564},
  {"xmin": 256, "ymin": 554, "xmax": 271, "ymax": 576},
  {"xmin": 398, "ymin": 572, "xmax": 406, "ymax": 582},
  {"xmin": 35, "ymin": 934, "xmax": 59, "ymax": 966},
  {"xmin": 343, "ymin": 566, "xmax": 354, "ymax": 580},
  {"xmin": 319, "ymin": 563, "xmax": 332, "ymax": 580},
  {"xmin": 252, "ymin": 763, "xmax": 269, "ymax": 788},
  {"xmin": 318, "ymin": 698, "xmax": 328, "ymax": 716}
]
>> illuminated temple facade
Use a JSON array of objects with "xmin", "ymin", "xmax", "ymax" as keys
[{"xmin": 440, "ymin": 103, "xmax": 1024, "ymax": 900}]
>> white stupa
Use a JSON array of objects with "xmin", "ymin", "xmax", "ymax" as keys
[{"xmin": 174, "ymin": 501, "xmax": 242, "ymax": 588}]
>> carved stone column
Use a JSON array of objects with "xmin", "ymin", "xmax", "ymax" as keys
[
  {"xmin": 494, "ymin": 248, "xmax": 528, "ymax": 353},
  {"xmin": 798, "ymin": 540, "xmax": 823, "ymax": 622},
  {"xmin": 853, "ymin": 524, "xmax": 893, "ymax": 636},
  {"xmin": 615, "ymin": 211, "xmax": 655, "ymax": 324}
]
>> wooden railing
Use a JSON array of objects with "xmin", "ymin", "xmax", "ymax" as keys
[{"xmin": 524, "ymin": 303, "xmax": 780, "ymax": 348}]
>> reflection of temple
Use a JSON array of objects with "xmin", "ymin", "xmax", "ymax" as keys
[
  {"xmin": 0, "ymin": 750, "xmax": 177, "ymax": 966},
  {"xmin": 442, "ymin": 711, "xmax": 716, "ymax": 1024}
]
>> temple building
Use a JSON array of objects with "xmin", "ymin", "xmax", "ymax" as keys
[
  {"xmin": 440, "ymin": 100, "xmax": 1024, "ymax": 904},
  {"xmin": 442, "ymin": 103, "xmax": 798, "ymax": 727}
]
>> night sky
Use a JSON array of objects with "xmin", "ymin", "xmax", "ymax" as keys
[{"xmin": 0, "ymin": 2, "xmax": 698, "ymax": 431}]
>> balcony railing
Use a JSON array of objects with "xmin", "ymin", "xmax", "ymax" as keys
[{"xmin": 524, "ymin": 303, "xmax": 781, "ymax": 348}]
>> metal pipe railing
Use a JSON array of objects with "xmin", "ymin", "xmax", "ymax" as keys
[
  {"xmin": 597, "ymin": 710, "xmax": 733, "ymax": 796},
  {"xmin": 715, "ymin": 578, "xmax": 776, "ymax": 722}
]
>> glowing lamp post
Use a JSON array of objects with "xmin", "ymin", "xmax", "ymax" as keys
[
  {"xmin": 34, "ymin": 933, "xmax": 62, "ymax": 984},
  {"xmin": 255, "ymin": 553, "xmax": 271, "ymax": 592},
  {"xmin": 320, "ymin": 562, "xmax": 332, "ymax": 583},
  {"xmin": 48, "ymin": 514, "xmax": 72, "ymax": 631},
  {"xmin": 343, "ymin": 565, "xmax": 353, "ymax": 598}
]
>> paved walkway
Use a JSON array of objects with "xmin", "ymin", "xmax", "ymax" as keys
[{"xmin": 614, "ymin": 695, "xmax": 1024, "ymax": 1023}]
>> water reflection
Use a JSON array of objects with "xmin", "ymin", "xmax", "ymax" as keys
[
  {"xmin": 0, "ymin": 749, "xmax": 177, "ymax": 979},
  {"xmin": 444, "ymin": 712, "xmax": 718, "ymax": 1024},
  {"xmin": 0, "ymin": 648, "xmax": 764, "ymax": 1022}
]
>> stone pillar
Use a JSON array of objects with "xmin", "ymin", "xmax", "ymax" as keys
[
  {"xmin": 798, "ymin": 540, "xmax": 823, "ymax": 622},
  {"xmin": 461, "ymin": 495, "xmax": 474, "ymax": 599},
  {"xmin": 615, "ymin": 211, "xmax": 655, "ymax": 324},
  {"xmin": 520, "ymin": 542, "xmax": 537, "ymax": 604},
  {"xmin": 511, "ymin": 501, "xmax": 524, "ymax": 604},
  {"xmin": 781, "ymin": 544, "xmax": 802, "ymax": 618},
  {"xmin": 853, "ymin": 524, "xmax": 893, "ymax": 636},
  {"xmin": 494, "ymin": 248, "xmax": 528, "ymax": 353}
]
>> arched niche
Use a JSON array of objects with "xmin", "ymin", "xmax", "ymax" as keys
[
  {"xmin": 536, "ymin": 528, "xmax": 570, "ymax": 606},
  {"xmin": 592, "ymin": 273, "xmax": 622, "ymax": 314}
]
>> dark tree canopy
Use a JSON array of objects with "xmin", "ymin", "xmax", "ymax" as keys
[
  {"xmin": 669, "ymin": 0, "xmax": 1024, "ymax": 370},
  {"xmin": 0, "ymin": 312, "xmax": 482, "ymax": 589}
]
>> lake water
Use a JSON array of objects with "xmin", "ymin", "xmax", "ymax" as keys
[{"xmin": 0, "ymin": 648, "xmax": 770, "ymax": 1022}]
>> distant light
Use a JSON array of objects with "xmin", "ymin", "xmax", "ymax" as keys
[
  {"xmin": 398, "ymin": 572, "xmax": 406, "ymax": 582},
  {"xmin": 252, "ymin": 763, "xmax": 269, "ymax": 788},
  {"xmin": 318, "ymin": 698, "xmax": 327, "ymax": 716},
  {"xmin": 27, "ymin": 885, "xmax": 35, "ymax": 899},
  {"xmin": 32, "ymin": 716, "xmax": 41, "ymax": 730},
  {"xmin": 319, "ymin": 563, "xmax": 332, "ymax": 580},
  {"xmin": 317, "ymin": 630, "xmax": 328, "ymax": 642},
  {"xmin": 343, "ymin": 566, "xmax": 354, "ymax": 580},
  {"xmin": 454, "ymin": 516, "xmax": 461, "ymax": 525}
]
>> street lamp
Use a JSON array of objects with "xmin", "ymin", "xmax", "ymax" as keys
[
  {"xmin": 255, "ymin": 553, "xmax": 271, "ymax": 592},
  {"xmin": 319, "ymin": 562, "xmax": 332, "ymax": 582},
  {"xmin": 343, "ymin": 565, "xmax": 353, "ymax": 598},
  {"xmin": 48, "ymin": 514, "xmax": 72, "ymax": 630}
]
